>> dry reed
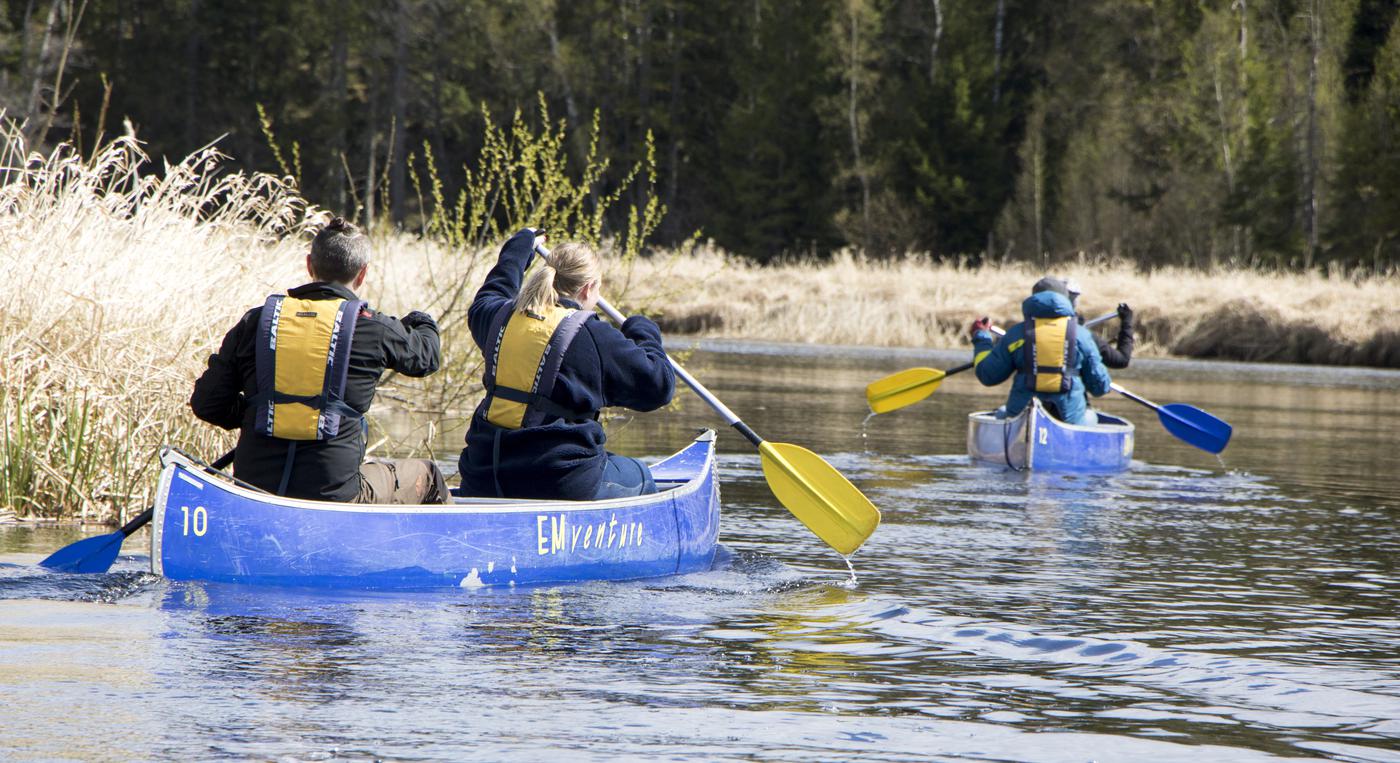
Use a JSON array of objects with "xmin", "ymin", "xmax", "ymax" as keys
[
  {"xmin": 0, "ymin": 121, "xmax": 314, "ymax": 521},
  {"xmin": 5, "ymin": 121, "xmax": 1397, "ymax": 523},
  {"xmin": 620, "ymin": 246, "xmax": 1400, "ymax": 367}
]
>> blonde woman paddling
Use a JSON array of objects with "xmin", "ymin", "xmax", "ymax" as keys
[{"xmin": 458, "ymin": 229, "xmax": 675, "ymax": 500}]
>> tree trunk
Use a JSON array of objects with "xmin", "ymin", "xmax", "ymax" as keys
[
  {"xmin": 331, "ymin": 11, "xmax": 349, "ymax": 212},
  {"xmin": 24, "ymin": 0, "xmax": 62, "ymax": 134},
  {"xmin": 665, "ymin": 4, "xmax": 683, "ymax": 241},
  {"xmin": 366, "ymin": 77, "xmax": 379, "ymax": 230},
  {"xmin": 992, "ymin": 0, "xmax": 1005, "ymax": 104},
  {"xmin": 389, "ymin": 0, "xmax": 409, "ymax": 225},
  {"xmin": 35, "ymin": 0, "xmax": 89, "ymax": 148},
  {"xmin": 929, "ymin": 0, "xmax": 943, "ymax": 83},
  {"xmin": 848, "ymin": 1, "xmax": 871, "ymax": 242},
  {"xmin": 1304, "ymin": 0, "xmax": 1321, "ymax": 269},
  {"xmin": 18, "ymin": 0, "xmax": 39, "ymax": 108},
  {"xmin": 1033, "ymin": 123, "xmax": 1044, "ymax": 266},
  {"xmin": 185, "ymin": 0, "xmax": 202, "ymax": 149},
  {"xmin": 1213, "ymin": 57, "xmax": 1236, "ymax": 268},
  {"xmin": 545, "ymin": 11, "xmax": 579, "ymax": 129}
]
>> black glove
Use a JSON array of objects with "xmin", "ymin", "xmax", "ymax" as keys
[
  {"xmin": 620, "ymin": 314, "xmax": 661, "ymax": 342},
  {"xmin": 1117, "ymin": 302, "xmax": 1133, "ymax": 327},
  {"xmin": 401, "ymin": 310, "xmax": 438, "ymax": 331}
]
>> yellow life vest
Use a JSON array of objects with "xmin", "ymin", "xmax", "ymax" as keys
[
  {"xmin": 482, "ymin": 302, "xmax": 593, "ymax": 429},
  {"xmin": 1022, "ymin": 315, "xmax": 1079, "ymax": 393},
  {"xmin": 252, "ymin": 295, "xmax": 364, "ymax": 440}
]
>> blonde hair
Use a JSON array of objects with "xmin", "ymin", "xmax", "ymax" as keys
[{"xmin": 517, "ymin": 242, "xmax": 602, "ymax": 315}]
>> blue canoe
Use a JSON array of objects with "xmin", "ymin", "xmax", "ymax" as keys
[
  {"xmin": 151, "ymin": 430, "xmax": 720, "ymax": 589},
  {"xmin": 967, "ymin": 398, "xmax": 1134, "ymax": 472}
]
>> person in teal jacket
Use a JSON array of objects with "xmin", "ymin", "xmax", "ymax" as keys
[{"xmin": 969, "ymin": 277, "xmax": 1112, "ymax": 425}]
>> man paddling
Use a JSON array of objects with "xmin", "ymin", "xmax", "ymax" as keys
[
  {"xmin": 190, "ymin": 217, "xmax": 449, "ymax": 503},
  {"xmin": 968, "ymin": 277, "xmax": 1112, "ymax": 425}
]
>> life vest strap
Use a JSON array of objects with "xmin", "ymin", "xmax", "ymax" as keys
[
  {"xmin": 276, "ymin": 441, "xmax": 298, "ymax": 496},
  {"xmin": 487, "ymin": 385, "xmax": 594, "ymax": 423},
  {"xmin": 247, "ymin": 391, "xmax": 362, "ymax": 417}
]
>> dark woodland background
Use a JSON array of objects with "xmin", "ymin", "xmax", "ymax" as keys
[{"xmin": 5, "ymin": 0, "xmax": 1400, "ymax": 270}]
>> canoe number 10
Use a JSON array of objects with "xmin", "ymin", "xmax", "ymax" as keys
[{"xmin": 180, "ymin": 505, "xmax": 208, "ymax": 537}]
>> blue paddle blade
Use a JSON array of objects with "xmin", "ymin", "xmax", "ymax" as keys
[
  {"xmin": 1157, "ymin": 403, "xmax": 1233, "ymax": 454},
  {"xmin": 38, "ymin": 530, "xmax": 126, "ymax": 574}
]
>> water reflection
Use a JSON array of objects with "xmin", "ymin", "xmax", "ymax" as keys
[{"xmin": 2, "ymin": 344, "xmax": 1399, "ymax": 761}]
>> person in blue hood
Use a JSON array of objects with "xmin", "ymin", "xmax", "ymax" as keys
[
  {"xmin": 969, "ymin": 277, "xmax": 1112, "ymax": 425},
  {"xmin": 457, "ymin": 228, "xmax": 675, "ymax": 500}
]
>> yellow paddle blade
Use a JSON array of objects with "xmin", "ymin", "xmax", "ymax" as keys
[
  {"xmin": 758, "ymin": 441, "xmax": 881, "ymax": 556},
  {"xmin": 864, "ymin": 367, "xmax": 945, "ymax": 414}
]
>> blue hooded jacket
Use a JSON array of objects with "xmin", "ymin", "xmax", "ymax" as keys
[
  {"xmin": 971, "ymin": 291, "xmax": 1111, "ymax": 424},
  {"xmin": 457, "ymin": 229, "xmax": 675, "ymax": 499}
]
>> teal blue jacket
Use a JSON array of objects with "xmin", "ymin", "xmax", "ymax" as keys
[{"xmin": 971, "ymin": 291, "xmax": 1112, "ymax": 424}]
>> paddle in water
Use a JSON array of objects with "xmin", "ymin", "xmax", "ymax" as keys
[
  {"xmin": 866, "ymin": 310, "xmax": 1118, "ymax": 415},
  {"xmin": 535, "ymin": 242, "xmax": 880, "ymax": 556},
  {"xmin": 39, "ymin": 449, "xmax": 236, "ymax": 573},
  {"xmin": 963, "ymin": 324, "xmax": 1230, "ymax": 454},
  {"xmin": 1110, "ymin": 383, "xmax": 1233, "ymax": 454}
]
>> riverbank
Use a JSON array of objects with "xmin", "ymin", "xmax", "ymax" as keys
[
  {"xmin": 5, "ymin": 130, "xmax": 1398, "ymax": 522},
  {"xmin": 617, "ymin": 245, "xmax": 1400, "ymax": 368}
]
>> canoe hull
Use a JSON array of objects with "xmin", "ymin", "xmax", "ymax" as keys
[
  {"xmin": 152, "ymin": 431, "xmax": 720, "ymax": 589},
  {"xmin": 967, "ymin": 399, "xmax": 1133, "ymax": 472}
]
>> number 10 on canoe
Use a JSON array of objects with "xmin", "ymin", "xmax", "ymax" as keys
[{"xmin": 533, "ymin": 240, "xmax": 880, "ymax": 556}]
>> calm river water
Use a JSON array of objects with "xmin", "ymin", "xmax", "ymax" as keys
[{"xmin": 2, "ymin": 340, "xmax": 1397, "ymax": 762}]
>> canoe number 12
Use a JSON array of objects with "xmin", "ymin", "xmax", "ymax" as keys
[
  {"xmin": 1038, "ymin": 427, "xmax": 1049, "ymax": 445},
  {"xmin": 180, "ymin": 505, "xmax": 208, "ymax": 537}
]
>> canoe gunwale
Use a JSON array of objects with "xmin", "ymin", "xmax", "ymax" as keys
[
  {"xmin": 967, "ymin": 399, "xmax": 1135, "ymax": 472},
  {"xmin": 155, "ymin": 430, "xmax": 715, "ymax": 516},
  {"xmin": 151, "ymin": 430, "xmax": 720, "ymax": 585}
]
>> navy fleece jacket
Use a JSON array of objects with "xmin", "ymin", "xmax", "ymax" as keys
[{"xmin": 457, "ymin": 229, "xmax": 675, "ymax": 499}]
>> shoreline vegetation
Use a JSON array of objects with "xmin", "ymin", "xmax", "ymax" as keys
[
  {"xmin": 622, "ymin": 246, "xmax": 1400, "ymax": 368},
  {"xmin": 3, "ymin": 131, "xmax": 1398, "ymax": 525}
]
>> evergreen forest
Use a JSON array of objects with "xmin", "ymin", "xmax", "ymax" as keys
[{"xmin": 4, "ymin": 0, "xmax": 1400, "ymax": 271}]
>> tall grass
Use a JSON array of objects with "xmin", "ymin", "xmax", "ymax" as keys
[
  {"xmin": 1, "ymin": 102, "xmax": 667, "ymax": 522},
  {"xmin": 0, "ymin": 119, "xmax": 314, "ymax": 521},
  {"xmin": 621, "ymin": 246, "xmax": 1400, "ymax": 367},
  {"xmin": 4, "ymin": 112, "xmax": 1396, "ymax": 523}
]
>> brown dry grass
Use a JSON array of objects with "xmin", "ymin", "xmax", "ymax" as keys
[
  {"xmin": 0, "ymin": 123, "xmax": 314, "ymax": 520},
  {"xmin": 619, "ymin": 246, "xmax": 1400, "ymax": 367},
  {"xmin": 5, "ymin": 124, "xmax": 1397, "ymax": 522}
]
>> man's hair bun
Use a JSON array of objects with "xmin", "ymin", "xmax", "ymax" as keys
[{"xmin": 325, "ymin": 216, "xmax": 358, "ymax": 235}]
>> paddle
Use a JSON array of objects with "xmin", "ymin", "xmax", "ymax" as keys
[
  {"xmin": 39, "ymin": 449, "xmax": 236, "ymax": 573},
  {"xmin": 866, "ymin": 310, "xmax": 1117, "ymax": 414},
  {"xmin": 1109, "ymin": 383, "xmax": 1233, "ymax": 454},
  {"xmin": 534, "ymin": 242, "xmax": 880, "ymax": 556},
  {"xmin": 974, "ymin": 324, "xmax": 1233, "ymax": 454}
]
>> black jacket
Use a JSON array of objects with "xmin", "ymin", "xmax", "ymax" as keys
[
  {"xmin": 1096, "ymin": 316, "xmax": 1135, "ymax": 369},
  {"xmin": 458, "ymin": 230, "xmax": 675, "ymax": 500},
  {"xmin": 190, "ymin": 282, "xmax": 441, "ymax": 501}
]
